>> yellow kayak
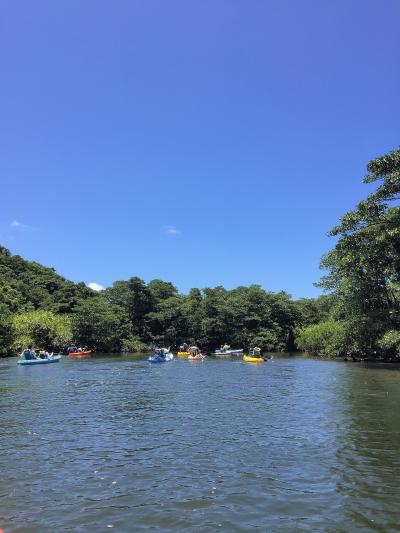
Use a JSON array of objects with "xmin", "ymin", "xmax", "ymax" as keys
[
  {"xmin": 177, "ymin": 351, "xmax": 191, "ymax": 357},
  {"xmin": 243, "ymin": 355, "xmax": 265, "ymax": 363}
]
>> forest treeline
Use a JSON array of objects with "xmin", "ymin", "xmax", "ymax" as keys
[
  {"xmin": 1, "ymin": 147, "xmax": 399, "ymax": 359},
  {"xmin": 0, "ymin": 244, "xmax": 331, "ymax": 354}
]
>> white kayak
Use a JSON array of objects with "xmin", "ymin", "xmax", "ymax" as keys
[{"xmin": 214, "ymin": 349, "xmax": 243, "ymax": 356}]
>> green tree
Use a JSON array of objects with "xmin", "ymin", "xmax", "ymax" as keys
[
  {"xmin": 12, "ymin": 310, "xmax": 72, "ymax": 351},
  {"xmin": 104, "ymin": 277, "xmax": 153, "ymax": 338},
  {"xmin": 317, "ymin": 147, "xmax": 400, "ymax": 357},
  {"xmin": 148, "ymin": 279, "xmax": 178, "ymax": 302},
  {"xmin": 145, "ymin": 295, "xmax": 187, "ymax": 346},
  {"xmin": 0, "ymin": 304, "xmax": 14, "ymax": 354},
  {"xmin": 296, "ymin": 321, "xmax": 349, "ymax": 357},
  {"xmin": 72, "ymin": 299, "xmax": 132, "ymax": 352}
]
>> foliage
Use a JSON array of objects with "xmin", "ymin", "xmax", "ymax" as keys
[
  {"xmin": 296, "ymin": 321, "xmax": 349, "ymax": 357},
  {"xmin": 377, "ymin": 330, "xmax": 400, "ymax": 359},
  {"xmin": 0, "ymin": 245, "xmax": 333, "ymax": 355},
  {"xmin": 120, "ymin": 336, "xmax": 150, "ymax": 353},
  {"xmin": 316, "ymin": 147, "xmax": 400, "ymax": 358},
  {"xmin": 295, "ymin": 296, "xmax": 335, "ymax": 327},
  {"xmin": 104, "ymin": 277, "xmax": 153, "ymax": 339},
  {"xmin": 12, "ymin": 310, "xmax": 72, "ymax": 351},
  {"xmin": 0, "ymin": 245, "xmax": 95, "ymax": 314},
  {"xmin": 0, "ymin": 304, "xmax": 14, "ymax": 354},
  {"xmin": 145, "ymin": 295, "xmax": 188, "ymax": 346},
  {"xmin": 72, "ymin": 299, "xmax": 132, "ymax": 352}
]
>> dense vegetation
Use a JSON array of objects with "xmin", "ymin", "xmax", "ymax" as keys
[
  {"xmin": 0, "ymin": 245, "xmax": 327, "ymax": 355},
  {"xmin": 297, "ymin": 147, "xmax": 400, "ymax": 360},
  {"xmin": 2, "ymin": 147, "xmax": 399, "ymax": 360}
]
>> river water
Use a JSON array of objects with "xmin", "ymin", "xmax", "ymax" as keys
[{"xmin": 1, "ymin": 354, "xmax": 400, "ymax": 532}]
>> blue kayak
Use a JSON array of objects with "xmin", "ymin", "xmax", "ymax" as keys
[
  {"xmin": 148, "ymin": 352, "xmax": 174, "ymax": 363},
  {"xmin": 18, "ymin": 355, "xmax": 61, "ymax": 365}
]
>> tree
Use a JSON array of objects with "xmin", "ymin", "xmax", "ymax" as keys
[
  {"xmin": 317, "ymin": 147, "xmax": 400, "ymax": 357},
  {"xmin": 296, "ymin": 321, "xmax": 348, "ymax": 357},
  {"xmin": 0, "ymin": 304, "xmax": 14, "ymax": 354},
  {"xmin": 148, "ymin": 279, "xmax": 178, "ymax": 302},
  {"xmin": 12, "ymin": 310, "xmax": 72, "ymax": 351},
  {"xmin": 145, "ymin": 295, "xmax": 187, "ymax": 346},
  {"xmin": 72, "ymin": 298, "xmax": 132, "ymax": 352},
  {"xmin": 104, "ymin": 277, "xmax": 153, "ymax": 338}
]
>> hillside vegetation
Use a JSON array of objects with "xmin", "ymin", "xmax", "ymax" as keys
[{"xmin": 0, "ymin": 246, "xmax": 325, "ymax": 354}]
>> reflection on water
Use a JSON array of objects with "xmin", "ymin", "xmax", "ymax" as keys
[
  {"xmin": 0, "ymin": 354, "xmax": 400, "ymax": 531},
  {"xmin": 334, "ymin": 364, "xmax": 400, "ymax": 531}
]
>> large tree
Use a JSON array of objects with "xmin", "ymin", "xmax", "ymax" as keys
[{"xmin": 317, "ymin": 147, "xmax": 400, "ymax": 356}]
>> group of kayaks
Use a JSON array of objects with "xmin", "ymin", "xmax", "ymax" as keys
[
  {"xmin": 17, "ymin": 348, "xmax": 93, "ymax": 365},
  {"xmin": 149, "ymin": 350, "xmax": 206, "ymax": 363},
  {"xmin": 18, "ymin": 347, "xmax": 266, "ymax": 365},
  {"xmin": 149, "ymin": 349, "xmax": 267, "ymax": 364}
]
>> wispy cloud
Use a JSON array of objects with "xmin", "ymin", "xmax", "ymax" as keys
[
  {"xmin": 10, "ymin": 220, "xmax": 29, "ymax": 230},
  {"xmin": 87, "ymin": 282, "xmax": 105, "ymax": 292},
  {"xmin": 163, "ymin": 225, "xmax": 181, "ymax": 236},
  {"xmin": 10, "ymin": 220, "xmax": 34, "ymax": 233}
]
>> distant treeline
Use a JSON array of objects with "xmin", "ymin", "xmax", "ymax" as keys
[
  {"xmin": 0, "ymin": 245, "xmax": 332, "ymax": 355},
  {"xmin": 1, "ymin": 148, "xmax": 399, "ymax": 359}
]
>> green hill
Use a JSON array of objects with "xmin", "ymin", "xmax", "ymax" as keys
[{"xmin": 0, "ymin": 245, "xmax": 95, "ymax": 314}]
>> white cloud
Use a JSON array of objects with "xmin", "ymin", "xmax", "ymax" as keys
[
  {"xmin": 87, "ymin": 282, "xmax": 105, "ymax": 292},
  {"xmin": 163, "ymin": 225, "xmax": 181, "ymax": 235},
  {"xmin": 10, "ymin": 220, "xmax": 29, "ymax": 230}
]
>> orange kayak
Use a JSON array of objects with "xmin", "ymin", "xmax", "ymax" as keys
[
  {"xmin": 68, "ymin": 350, "xmax": 92, "ymax": 358},
  {"xmin": 188, "ymin": 354, "xmax": 205, "ymax": 361}
]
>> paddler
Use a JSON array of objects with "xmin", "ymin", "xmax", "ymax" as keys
[{"xmin": 189, "ymin": 344, "xmax": 200, "ymax": 356}]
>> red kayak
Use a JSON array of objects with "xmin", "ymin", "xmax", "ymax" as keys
[{"xmin": 68, "ymin": 350, "xmax": 92, "ymax": 358}]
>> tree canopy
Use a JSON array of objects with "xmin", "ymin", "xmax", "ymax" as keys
[
  {"xmin": 299, "ymin": 147, "xmax": 400, "ymax": 359},
  {"xmin": 0, "ymin": 245, "xmax": 323, "ymax": 355}
]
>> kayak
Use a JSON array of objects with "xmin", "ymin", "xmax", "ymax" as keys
[
  {"xmin": 188, "ymin": 354, "xmax": 205, "ymax": 361},
  {"xmin": 18, "ymin": 355, "xmax": 62, "ymax": 365},
  {"xmin": 243, "ymin": 355, "xmax": 265, "ymax": 363},
  {"xmin": 214, "ymin": 349, "xmax": 243, "ymax": 356},
  {"xmin": 177, "ymin": 351, "xmax": 191, "ymax": 357},
  {"xmin": 68, "ymin": 350, "xmax": 92, "ymax": 358},
  {"xmin": 148, "ymin": 352, "xmax": 174, "ymax": 363}
]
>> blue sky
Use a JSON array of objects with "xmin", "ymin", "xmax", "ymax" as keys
[{"xmin": 1, "ymin": 0, "xmax": 399, "ymax": 298}]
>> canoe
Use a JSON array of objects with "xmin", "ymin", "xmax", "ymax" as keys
[
  {"xmin": 149, "ymin": 352, "xmax": 174, "ymax": 363},
  {"xmin": 177, "ymin": 351, "xmax": 191, "ymax": 357},
  {"xmin": 243, "ymin": 355, "xmax": 264, "ymax": 363},
  {"xmin": 18, "ymin": 355, "xmax": 61, "ymax": 365},
  {"xmin": 188, "ymin": 354, "xmax": 205, "ymax": 361},
  {"xmin": 68, "ymin": 350, "xmax": 92, "ymax": 358}
]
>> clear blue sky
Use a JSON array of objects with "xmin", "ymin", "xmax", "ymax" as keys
[{"xmin": 1, "ymin": 1, "xmax": 399, "ymax": 298}]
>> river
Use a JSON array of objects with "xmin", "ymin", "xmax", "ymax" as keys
[{"xmin": 1, "ymin": 354, "xmax": 400, "ymax": 532}]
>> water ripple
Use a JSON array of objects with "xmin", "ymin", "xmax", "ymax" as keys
[{"xmin": 1, "ymin": 355, "xmax": 400, "ymax": 531}]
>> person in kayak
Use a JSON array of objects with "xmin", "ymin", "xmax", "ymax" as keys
[
  {"xmin": 21, "ymin": 348, "xmax": 36, "ymax": 360},
  {"xmin": 189, "ymin": 344, "xmax": 200, "ymax": 356},
  {"xmin": 253, "ymin": 346, "xmax": 262, "ymax": 358},
  {"xmin": 155, "ymin": 347, "xmax": 170, "ymax": 358}
]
